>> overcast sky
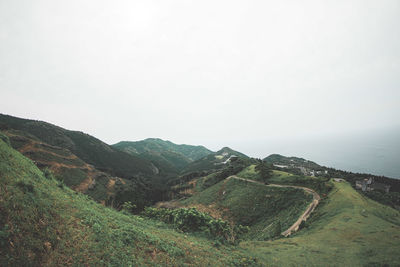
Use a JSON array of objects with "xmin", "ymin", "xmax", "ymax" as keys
[{"xmin": 1, "ymin": 0, "xmax": 399, "ymax": 156}]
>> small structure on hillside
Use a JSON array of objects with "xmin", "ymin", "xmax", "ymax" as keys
[
  {"xmin": 355, "ymin": 177, "xmax": 390, "ymax": 193},
  {"xmin": 273, "ymin": 164, "xmax": 288, "ymax": 168},
  {"xmin": 333, "ymin": 178, "xmax": 345, "ymax": 182}
]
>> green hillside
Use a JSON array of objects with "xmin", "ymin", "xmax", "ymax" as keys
[
  {"xmin": 181, "ymin": 177, "xmax": 313, "ymax": 240},
  {"xmin": 0, "ymin": 114, "xmax": 158, "ymax": 179},
  {"xmin": 238, "ymin": 165, "xmax": 333, "ymax": 195},
  {"xmin": 264, "ymin": 154, "xmax": 323, "ymax": 170},
  {"xmin": 181, "ymin": 147, "xmax": 249, "ymax": 174},
  {"xmin": 241, "ymin": 180, "xmax": 400, "ymax": 266},
  {"xmin": 0, "ymin": 133, "xmax": 256, "ymax": 266}
]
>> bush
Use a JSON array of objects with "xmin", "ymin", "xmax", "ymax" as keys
[
  {"xmin": 142, "ymin": 207, "xmax": 249, "ymax": 243},
  {"xmin": 43, "ymin": 168, "xmax": 55, "ymax": 180},
  {"xmin": 121, "ymin": 201, "xmax": 137, "ymax": 215}
]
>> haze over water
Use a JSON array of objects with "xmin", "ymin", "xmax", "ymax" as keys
[{"xmin": 233, "ymin": 126, "xmax": 400, "ymax": 179}]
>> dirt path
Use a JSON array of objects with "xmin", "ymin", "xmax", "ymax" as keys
[{"xmin": 228, "ymin": 175, "xmax": 320, "ymax": 237}]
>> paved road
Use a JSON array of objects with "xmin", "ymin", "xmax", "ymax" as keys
[{"xmin": 227, "ymin": 175, "xmax": 321, "ymax": 237}]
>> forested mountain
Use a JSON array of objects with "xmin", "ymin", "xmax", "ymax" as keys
[
  {"xmin": 113, "ymin": 138, "xmax": 212, "ymax": 176},
  {"xmin": 114, "ymin": 138, "xmax": 212, "ymax": 161}
]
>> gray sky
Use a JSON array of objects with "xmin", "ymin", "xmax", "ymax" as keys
[{"xmin": 1, "ymin": 0, "xmax": 400, "ymax": 156}]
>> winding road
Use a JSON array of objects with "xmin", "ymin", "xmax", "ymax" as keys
[{"xmin": 227, "ymin": 175, "xmax": 321, "ymax": 237}]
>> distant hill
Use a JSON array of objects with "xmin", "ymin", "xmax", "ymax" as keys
[
  {"xmin": 264, "ymin": 154, "xmax": 322, "ymax": 170},
  {"xmin": 0, "ymin": 114, "xmax": 158, "ymax": 179},
  {"xmin": 113, "ymin": 138, "xmax": 212, "ymax": 175},
  {"xmin": 114, "ymin": 138, "xmax": 212, "ymax": 161},
  {"xmin": 264, "ymin": 153, "xmax": 400, "ymax": 205},
  {"xmin": 181, "ymin": 147, "xmax": 249, "ymax": 174}
]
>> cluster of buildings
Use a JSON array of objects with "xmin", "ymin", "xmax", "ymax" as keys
[
  {"xmin": 272, "ymin": 164, "xmax": 328, "ymax": 177},
  {"xmin": 272, "ymin": 162, "xmax": 392, "ymax": 194}
]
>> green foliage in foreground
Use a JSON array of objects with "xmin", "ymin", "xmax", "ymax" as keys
[
  {"xmin": 0, "ymin": 137, "xmax": 259, "ymax": 266},
  {"xmin": 142, "ymin": 207, "xmax": 249, "ymax": 243}
]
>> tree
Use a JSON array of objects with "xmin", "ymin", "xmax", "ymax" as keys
[{"xmin": 255, "ymin": 161, "xmax": 273, "ymax": 183}]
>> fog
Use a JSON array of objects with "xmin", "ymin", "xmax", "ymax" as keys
[{"xmin": 1, "ymin": 1, "xmax": 399, "ymax": 177}]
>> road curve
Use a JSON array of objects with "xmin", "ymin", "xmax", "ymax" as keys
[{"xmin": 227, "ymin": 175, "xmax": 321, "ymax": 237}]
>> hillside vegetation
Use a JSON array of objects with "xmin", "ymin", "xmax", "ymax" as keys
[
  {"xmin": 0, "ymin": 135, "xmax": 258, "ymax": 266},
  {"xmin": 238, "ymin": 165, "xmax": 333, "ymax": 195},
  {"xmin": 181, "ymin": 177, "xmax": 313, "ymax": 241},
  {"xmin": 241, "ymin": 180, "xmax": 400, "ymax": 266}
]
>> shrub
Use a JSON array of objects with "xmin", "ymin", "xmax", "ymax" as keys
[
  {"xmin": 121, "ymin": 201, "xmax": 137, "ymax": 215},
  {"xmin": 43, "ymin": 168, "xmax": 55, "ymax": 180},
  {"xmin": 142, "ymin": 207, "xmax": 249, "ymax": 243},
  {"xmin": 16, "ymin": 181, "xmax": 35, "ymax": 194}
]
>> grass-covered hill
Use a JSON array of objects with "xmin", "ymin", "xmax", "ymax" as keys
[
  {"xmin": 241, "ymin": 180, "xmax": 400, "ymax": 266},
  {"xmin": 170, "ymin": 164, "xmax": 400, "ymax": 266},
  {"xmin": 0, "ymin": 134, "xmax": 258, "ymax": 266},
  {"xmin": 264, "ymin": 154, "xmax": 322, "ymax": 170},
  {"xmin": 113, "ymin": 138, "xmax": 212, "ymax": 176},
  {"xmin": 180, "ymin": 177, "xmax": 313, "ymax": 241},
  {"xmin": 181, "ymin": 147, "xmax": 249, "ymax": 174},
  {"xmin": 0, "ymin": 114, "xmax": 158, "ymax": 179},
  {"xmin": 265, "ymin": 153, "xmax": 400, "ymax": 208}
]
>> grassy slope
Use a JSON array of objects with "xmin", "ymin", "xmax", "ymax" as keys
[
  {"xmin": 238, "ymin": 165, "xmax": 332, "ymax": 195},
  {"xmin": 241, "ymin": 180, "xmax": 400, "ymax": 266},
  {"xmin": 182, "ymin": 177, "xmax": 312, "ymax": 240},
  {"xmin": 0, "ymin": 137, "xmax": 255, "ymax": 266}
]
